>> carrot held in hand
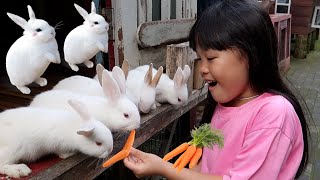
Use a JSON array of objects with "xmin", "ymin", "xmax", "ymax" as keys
[
  {"xmin": 102, "ymin": 150, "xmax": 130, "ymax": 167},
  {"xmin": 123, "ymin": 130, "xmax": 136, "ymax": 150},
  {"xmin": 162, "ymin": 123, "xmax": 224, "ymax": 172},
  {"xmin": 163, "ymin": 142, "xmax": 189, "ymax": 161},
  {"xmin": 189, "ymin": 147, "xmax": 202, "ymax": 169},
  {"xmin": 176, "ymin": 145, "xmax": 197, "ymax": 172},
  {"xmin": 102, "ymin": 130, "xmax": 136, "ymax": 168}
]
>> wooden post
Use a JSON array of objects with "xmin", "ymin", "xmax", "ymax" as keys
[
  {"xmin": 193, "ymin": 60, "xmax": 204, "ymax": 89},
  {"xmin": 310, "ymin": 30, "xmax": 317, "ymax": 51},
  {"xmin": 293, "ymin": 34, "xmax": 308, "ymax": 59},
  {"xmin": 166, "ymin": 42, "xmax": 195, "ymax": 95}
]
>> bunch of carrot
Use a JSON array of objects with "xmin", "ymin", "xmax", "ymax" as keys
[
  {"xmin": 102, "ymin": 129, "xmax": 136, "ymax": 168},
  {"xmin": 163, "ymin": 123, "xmax": 224, "ymax": 172}
]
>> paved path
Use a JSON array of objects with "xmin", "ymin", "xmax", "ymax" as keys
[{"xmin": 286, "ymin": 50, "xmax": 320, "ymax": 180}]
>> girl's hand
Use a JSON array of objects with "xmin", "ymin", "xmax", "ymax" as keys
[{"xmin": 123, "ymin": 148, "xmax": 165, "ymax": 178}]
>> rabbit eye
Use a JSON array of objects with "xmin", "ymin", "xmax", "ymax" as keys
[
  {"xmin": 124, "ymin": 113, "xmax": 129, "ymax": 118},
  {"xmin": 96, "ymin": 142, "xmax": 102, "ymax": 146},
  {"xmin": 178, "ymin": 98, "xmax": 181, "ymax": 102},
  {"xmin": 94, "ymin": 21, "xmax": 99, "ymax": 25},
  {"xmin": 36, "ymin": 28, "xmax": 42, "ymax": 32}
]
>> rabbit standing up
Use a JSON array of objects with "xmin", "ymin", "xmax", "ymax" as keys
[
  {"xmin": 6, "ymin": 5, "xmax": 61, "ymax": 94},
  {"xmin": 126, "ymin": 63, "xmax": 163, "ymax": 113},
  {"xmin": 64, "ymin": 1, "xmax": 109, "ymax": 71},
  {"xmin": 0, "ymin": 99, "xmax": 113, "ymax": 178},
  {"xmin": 30, "ymin": 70, "xmax": 140, "ymax": 132},
  {"xmin": 136, "ymin": 65, "xmax": 191, "ymax": 106}
]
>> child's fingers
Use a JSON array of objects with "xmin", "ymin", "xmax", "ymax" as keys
[{"xmin": 129, "ymin": 147, "xmax": 147, "ymax": 159}]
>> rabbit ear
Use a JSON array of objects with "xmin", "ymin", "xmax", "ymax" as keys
[
  {"xmin": 91, "ymin": 1, "xmax": 97, "ymax": 14},
  {"xmin": 68, "ymin": 99, "xmax": 91, "ymax": 121},
  {"xmin": 27, "ymin": 5, "xmax": 36, "ymax": 20},
  {"xmin": 77, "ymin": 124, "xmax": 95, "ymax": 137},
  {"xmin": 74, "ymin": 3, "xmax": 89, "ymax": 20},
  {"xmin": 144, "ymin": 63, "xmax": 153, "ymax": 86},
  {"xmin": 121, "ymin": 59, "xmax": 129, "ymax": 79},
  {"xmin": 96, "ymin": 64, "xmax": 105, "ymax": 86},
  {"xmin": 112, "ymin": 66, "xmax": 126, "ymax": 94},
  {"xmin": 182, "ymin": 65, "xmax": 191, "ymax": 84},
  {"xmin": 151, "ymin": 66, "xmax": 163, "ymax": 87},
  {"xmin": 102, "ymin": 70, "xmax": 121, "ymax": 103},
  {"xmin": 7, "ymin": 13, "xmax": 28, "ymax": 30},
  {"xmin": 173, "ymin": 67, "xmax": 184, "ymax": 88}
]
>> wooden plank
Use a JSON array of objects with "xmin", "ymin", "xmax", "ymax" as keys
[
  {"xmin": 28, "ymin": 88, "xmax": 208, "ymax": 180},
  {"xmin": 291, "ymin": 16, "xmax": 312, "ymax": 27},
  {"xmin": 147, "ymin": 0, "xmax": 152, "ymax": 22},
  {"xmin": 292, "ymin": 25, "xmax": 316, "ymax": 35},
  {"xmin": 137, "ymin": 0, "xmax": 147, "ymax": 25},
  {"xmin": 190, "ymin": 0, "xmax": 197, "ymax": 18},
  {"xmin": 161, "ymin": 0, "xmax": 170, "ymax": 20},
  {"xmin": 291, "ymin": 6, "xmax": 314, "ymax": 17},
  {"xmin": 176, "ymin": 0, "xmax": 183, "ymax": 19},
  {"xmin": 136, "ymin": 18, "xmax": 196, "ymax": 48},
  {"xmin": 291, "ymin": 0, "xmax": 313, "ymax": 6}
]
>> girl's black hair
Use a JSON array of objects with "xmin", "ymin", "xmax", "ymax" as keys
[{"xmin": 189, "ymin": 0, "xmax": 309, "ymax": 178}]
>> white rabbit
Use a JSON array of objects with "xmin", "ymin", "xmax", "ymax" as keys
[
  {"xmin": 64, "ymin": 1, "xmax": 109, "ymax": 71},
  {"xmin": 6, "ymin": 5, "xmax": 61, "ymax": 94},
  {"xmin": 0, "ymin": 99, "xmax": 113, "ymax": 178},
  {"xmin": 126, "ymin": 63, "xmax": 163, "ymax": 113},
  {"xmin": 53, "ymin": 60, "xmax": 129, "ymax": 97},
  {"xmin": 136, "ymin": 65, "xmax": 191, "ymax": 106},
  {"xmin": 30, "ymin": 70, "xmax": 140, "ymax": 132}
]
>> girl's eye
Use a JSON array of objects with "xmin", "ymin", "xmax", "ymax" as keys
[
  {"xmin": 94, "ymin": 22, "xmax": 99, "ymax": 24},
  {"xmin": 36, "ymin": 28, "xmax": 42, "ymax": 32},
  {"xmin": 124, "ymin": 113, "xmax": 129, "ymax": 118},
  {"xmin": 96, "ymin": 142, "xmax": 102, "ymax": 146},
  {"xmin": 207, "ymin": 57, "xmax": 216, "ymax": 61}
]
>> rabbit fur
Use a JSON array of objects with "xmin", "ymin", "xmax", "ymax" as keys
[
  {"xmin": 126, "ymin": 63, "xmax": 163, "ymax": 113},
  {"xmin": 30, "ymin": 70, "xmax": 140, "ymax": 132},
  {"xmin": 6, "ymin": 5, "xmax": 61, "ymax": 94},
  {"xmin": 64, "ymin": 1, "xmax": 109, "ymax": 71},
  {"xmin": 136, "ymin": 65, "xmax": 191, "ymax": 106},
  {"xmin": 0, "ymin": 99, "xmax": 113, "ymax": 178}
]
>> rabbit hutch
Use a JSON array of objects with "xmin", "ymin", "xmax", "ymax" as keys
[{"xmin": 0, "ymin": 0, "xmax": 205, "ymax": 179}]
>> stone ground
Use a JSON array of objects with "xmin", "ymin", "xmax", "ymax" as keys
[{"xmin": 286, "ymin": 47, "xmax": 320, "ymax": 180}]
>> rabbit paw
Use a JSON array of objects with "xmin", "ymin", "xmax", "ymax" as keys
[
  {"xmin": 58, "ymin": 152, "xmax": 75, "ymax": 159},
  {"xmin": 35, "ymin": 77, "xmax": 47, "ymax": 87},
  {"xmin": 0, "ymin": 164, "xmax": 31, "ymax": 178},
  {"xmin": 68, "ymin": 63, "xmax": 79, "ymax": 71},
  {"xmin": 84, "ymin": 61, "xmax": 94, "ymax": 68},
  {"xmin": 16, "ymin": 86, "xmax": 31, "ymax": 94},
  {"xmin": 156, "ymin": 102, "xmax": 162, "ymax": 107}
]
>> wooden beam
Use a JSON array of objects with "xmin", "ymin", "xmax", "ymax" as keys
[{"xmin": 136, "ymin": 18, "xmax": 196, "ymax": 48}]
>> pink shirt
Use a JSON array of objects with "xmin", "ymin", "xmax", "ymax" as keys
[{"xmin": 201, "ymin": 93, "xmax": 303, "ymax": 180}]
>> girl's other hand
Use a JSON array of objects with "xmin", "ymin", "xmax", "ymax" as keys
[{"xmin": 123, "ymin": 148, "xmax": 164, "ymax": 178}]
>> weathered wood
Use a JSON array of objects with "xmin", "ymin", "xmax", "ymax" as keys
[
  {"xmin": 136, "ymin": 18, "xmax": 196, "ymax": 48},
  {"xmin": 28, "ymin": 88, "xmax": 208, "ymax": 180},
  {"xmin": 193, "ymin": 60, "xmax": 204, "ymax": 90},
  {"xmin": 291, "ymin": 6, "xmax": 314, "ymax": 17},
  {"xmin": 161, "ymin": 0, "xmax": 170, "ymax": 20},
  {"xmin": 292, "ymin": 26, "xmax": 315, "ymax": 35},
  {"xmin": 294, "ymin": 34, "xmax": 308, "ymax": 59},
  {"xmin": 166, "ymin": 42, "xmax": 196, "ymax": 94}
]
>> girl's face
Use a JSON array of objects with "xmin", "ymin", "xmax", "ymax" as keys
[{"xmin": 196, "ymin": 47, "xmax": 256, "ymax": 106}]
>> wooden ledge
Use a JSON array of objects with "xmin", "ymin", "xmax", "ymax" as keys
[{"xmin": 29, "ymin": 88, "xmax": 207, "ymax": 180}]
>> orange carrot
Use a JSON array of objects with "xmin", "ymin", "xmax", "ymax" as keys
[
  {"xmin": 173, "ymin": 151, "xmax": 185, "ymax": 168},
  {"xmin": 176, "ymin": 145, "xmax": 197, "ymax": 172},
  {"xmin": 188, "ymin": 147, "xmax": 202, "ymax": 169},
  {"xmin": 122, "ymin": 130, "xmax": 136, "ymax": 150},
  {"xmin": 163, "ymin": 142, "xmax": 189, "ymax": 161},
  {"xmin": 102, "ymin": 150, "xmax": 130, "ymax": 168}
]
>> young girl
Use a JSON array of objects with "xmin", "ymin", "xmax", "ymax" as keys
[{"xmin": 123, "ymin": 0, "xmax": 309, "ymax": 179}]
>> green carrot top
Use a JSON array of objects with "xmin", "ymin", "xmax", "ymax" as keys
[{"xmin": 188, "ymin": 123, "xmax": 224, "ymax": 149}]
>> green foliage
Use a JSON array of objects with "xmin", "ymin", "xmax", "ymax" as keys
[{"xmin": 189, "ymin": 123, "xmax": 224, "ymax": 149}]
